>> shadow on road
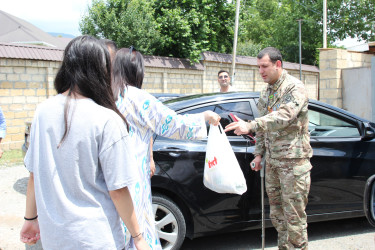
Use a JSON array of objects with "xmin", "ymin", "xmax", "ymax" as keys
[
  {"xmin": 181, "ymin": 217, "xmax": 375, "ymax": 250},
  {"xmin": 13, "ymin": 177, "xmax": 28, "ymax": 195}
]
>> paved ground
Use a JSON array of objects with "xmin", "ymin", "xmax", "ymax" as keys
[
  {"xmin": 0, "ymin": 165, "xmax": 26, "ymax": 250},
  {"xmin": 1, "ymin": 165, "xmax": 374, "ymax": 250},
  {"xmin": 0, "ymin": 165, "xmax": 30, "ymax": 250},
  {"xmin": 181, "ymin": 217, "xmax": 375, "ymax": 250}
]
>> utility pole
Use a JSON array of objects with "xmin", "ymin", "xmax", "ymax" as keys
[
  {"xmin": 297, "ymin": 19, "xmax": 303, "ymax": 81},
  {"xmin": 231, "ymin": 0, "xmax": 240, "ymax": 84},
  {"xmin": 323, "ymin": 0, "xmax": 327, "ymax": 48}
]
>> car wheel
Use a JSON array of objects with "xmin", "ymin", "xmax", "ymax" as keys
[
  {"xmin": 364, "ymin": 175, "xmax": 375, "ymax": 227},
  {"xmin": 152, "ymin": 193, "xmax": 186, "ymax": 250}
]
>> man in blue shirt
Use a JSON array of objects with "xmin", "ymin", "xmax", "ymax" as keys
[{"xmin": 0, "ymin": 106, "xmax": 6, "ymax": 158}]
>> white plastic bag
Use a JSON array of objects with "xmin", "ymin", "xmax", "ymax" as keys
[{"xmin": 203, "ymin": 124, "xmax": 247, "ymax": 195}]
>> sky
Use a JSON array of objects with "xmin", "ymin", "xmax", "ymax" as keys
[
  {"xmin": 334, "ymin": 37, "xmax": 367, "ymax": 49},
  {"xmin": 1, "ymin": 0, "xmax": 92, "ymax": 36},
  {"xmin": 0, "ymin": 0, "xmax": 365, "ymax": 48}
]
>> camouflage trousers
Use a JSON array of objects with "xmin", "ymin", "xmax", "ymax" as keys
[{"xmin": 265, "ymin": 157, "xmax": 312, "ymax": 250}]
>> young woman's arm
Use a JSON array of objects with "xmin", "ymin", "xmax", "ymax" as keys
[
  {"xmin": 20, "ymin": 173, "xmax": 40, "ymax": 245},
  {"xmin": 149, "ymin": 138, "xmax": 155, "ymax": 177},
  {"xmin": 109, "ymin": 187, "xmax": 150, "ymax": 250}
]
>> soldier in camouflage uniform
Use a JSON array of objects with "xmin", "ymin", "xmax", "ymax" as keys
[{"xmin": 225, "ymin": 47, "xmax": 312, "ymax": 249}]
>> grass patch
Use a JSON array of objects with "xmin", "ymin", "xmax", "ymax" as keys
[{"xmin": 0, "ymin": 149, "xmax": 24, "ymax": 167}]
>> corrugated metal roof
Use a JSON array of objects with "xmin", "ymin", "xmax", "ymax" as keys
[
  {"xmin": 144, "ymin": 55, "xmax": 204, "ymax": 70},
  {"xmin": 0, "ymin": 42, "xmax": 63, "ymax": 61},
  {"xmin": 0, "ymin": 42, "xmax": 320, "ymax": 72},
  {"xmin": 283, "ymin": 61, "xmax": 319, "ymax": 72},
  {"xmin": 202, "ymin": 51, "xmax": 319, "ymax": 73}
]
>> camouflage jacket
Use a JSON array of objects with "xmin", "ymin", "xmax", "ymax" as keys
[{"xmin": 249, "ymin": 70, "xmax": 313, "ymax": 159}]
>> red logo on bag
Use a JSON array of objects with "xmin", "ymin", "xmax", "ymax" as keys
[{"xmin": 206, "ymin": 156, "xmax": 218, "ymax": 168}]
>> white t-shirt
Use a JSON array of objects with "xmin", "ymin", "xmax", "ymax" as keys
[
  {"xmin": 218, "ymin": 85, "xmax": 237, "ymax": 92},
  {"xmin": 24, "ymin": 94, "xmax": 138, "ymax": 250}
]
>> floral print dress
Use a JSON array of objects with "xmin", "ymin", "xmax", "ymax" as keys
[{"xmin": 116, "ymin": 86, "xmax": 207, "ymax": 249}]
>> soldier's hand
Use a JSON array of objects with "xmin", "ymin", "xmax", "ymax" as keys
[
  {"xmin": 250, "ymin": 155, "xmax": 262, "ymax": 172},
  {"xmin": 224, "ymin": 115, "xmax": 250, "ymax": 135}
]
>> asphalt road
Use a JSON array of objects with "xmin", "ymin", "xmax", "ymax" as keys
[
  {"xmin": 181, "ymin": 217, "xmax": 375, "ymax": 250},
  {"xmin": 1, "ymin": 165, "xmax": 374, "ymax": 250}
]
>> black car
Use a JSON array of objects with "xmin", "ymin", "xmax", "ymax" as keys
[
  {"xmin": 151, "ymin": 93, "xmax": 185, "ymax": 102},
  {"xmin": 150, "ymin": 91, "xmax": 375, "ymax": 249},
  {"xmin": 22, "ymin": 92, "xmax": 375, "ymax": 250}
]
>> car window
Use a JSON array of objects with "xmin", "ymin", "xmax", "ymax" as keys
[
  {"xmin": 182, "ymin": 101, "xmax": 254, "ymax": 136},
  {"xmin": 308, "ymin": 109, "xmax": 360, "ymax": 137}
]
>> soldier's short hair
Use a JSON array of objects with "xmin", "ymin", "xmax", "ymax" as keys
[{"xmin": 257, "ymin": 47, "xmax": 283, "ymax": 67}]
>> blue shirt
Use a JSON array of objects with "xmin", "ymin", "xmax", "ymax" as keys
[{"xmin": 0, "ymin": 107, "xmax": 6, "ymax": 138}]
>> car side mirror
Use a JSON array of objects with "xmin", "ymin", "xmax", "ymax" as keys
[
  {"xmin": 364, "ymin": 175, "xmax": 375, "ymax": 227},
  {"xmin": 361, "ymin": 122, "xmax": 375, "ymax": 141}
]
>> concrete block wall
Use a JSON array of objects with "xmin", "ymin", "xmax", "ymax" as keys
[
  {"xmin": 0, "ymin": 58, "xmax": 59, "ymax": 151},
  {"xmin": 319, "ymin": 48, "xmax": 373, "ymax": 108},
  {"xmin": 144, "ymin": 61, "xmax": 319, "ymax": 98},
  {"xmin": 202, "ymin": 62, "xmax": 264, "ymax": 93},
  {"xmin": 1, "ymin": 57, "xmax": 319, "ymax": 151},
  {"xmin": 143, "ymin": 67, "xmax": 204, "ymax": 94}
]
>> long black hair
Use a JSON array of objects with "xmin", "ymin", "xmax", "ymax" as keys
[
  {"xmin": 99, "ymin": 39, "xmax": 118, "ymax": 61},
  {"xmin": 54, "ymin": 35, "xmax": 128, "ymax": 147},
  {"xmin": 112, "ymin": 47, "xmax": 145, "ymax": 98}
]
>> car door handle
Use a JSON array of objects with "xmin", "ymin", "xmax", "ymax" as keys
[
  {"xmin": 169, "ymin": 152, "xmax": 182, "ymax": 157},
  {"xmin": 155, "ymin": 147, "xmax": 188, "ymax": 153}
]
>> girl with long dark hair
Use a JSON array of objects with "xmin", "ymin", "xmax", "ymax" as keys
[
  {"xmin": 112, "ymin": 47, "xmax": 220, "ymax": 249},
  {"xmin": 20, "ymin": 36, "xmax": 149, "ymax": 250}
]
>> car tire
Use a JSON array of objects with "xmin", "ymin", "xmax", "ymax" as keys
[
  {"xmin": 364, "ymin": 175, "xmax": 375, "ymax": 227},
  {"xmin": 153, "ymin": 193, "xmax": 186, "ymax": 250}
]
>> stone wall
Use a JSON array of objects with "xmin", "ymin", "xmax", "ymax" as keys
[
  {"xmin": 0, "ymin": 58, "xmax": 59, "ymax": 151},
  {"xmin": 143, "ymin": 67, "xmax": 204, "ymax": 94},
  {"xmin": 143, "ymin": 59, "xmax": 319, "ymax": 98},
  {"xmin": 319, "ymin": 48, "xmax": 373, "ymax": 108},
  {"xmin": 0, "ymin": 54, "xmax": 319, "ymax": 151}
]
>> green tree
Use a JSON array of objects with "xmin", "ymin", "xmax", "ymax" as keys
[
  {"xmin": 239, "ymin": 0, "xmax": 375, "ymax": 65},
  {"xmin": 239, "ymin": 0, "xmax": 322, "ymax": 65},
  {"xmin": 80, "ymin": 0, "xmax": 374, "ymax": 65},
  {"xmin": 80, "ymin": 0, "xmax": 235, "ymax": 62},
  {"xmin": 153, "ymin": 0, "xmax": 235, "ymax": 62},
  {"xmin": 236, "ymin": 40, "xmax": 263, "ymax": 57},
  {"xmin": 327, "ymin": 0, "xmax": 375, "ymax": 42},
  {"xmin": 80, "ymin": 0, "xmax": 162, "ymax": 55}
]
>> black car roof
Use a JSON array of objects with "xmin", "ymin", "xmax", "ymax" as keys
[
  {"xmin": 151, "ymin": 93, "xmax": 184, "ymax": 98},
  {"xmin": 164, "ymin": 91, "xmax": 370, "ymax": 123},
  {"xmin": 164, "ymin": 91, "xmax": 260, "ymax": 110}
]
